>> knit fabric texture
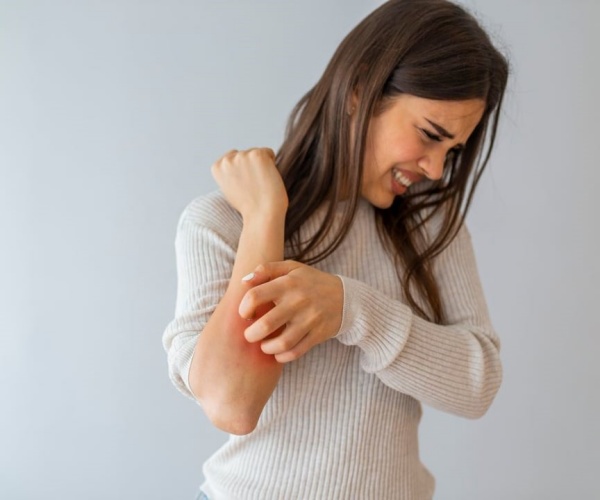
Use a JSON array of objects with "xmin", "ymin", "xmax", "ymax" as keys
[{"xmin": 163, "ymin": 191, "xmax": 502, "ymax": 500}]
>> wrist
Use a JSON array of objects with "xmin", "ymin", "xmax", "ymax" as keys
[
  {"xmin": 235, "ymin": 211, "xmax": 286, "ymax": 280},
  {"xmin": 242, "ymin": 205, "xmax": 287, "ymax": 227}
]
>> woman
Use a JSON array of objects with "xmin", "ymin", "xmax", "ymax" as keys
[{"xmin": 163, "ymin": 0, "xmax": 509, "ymax": 498}]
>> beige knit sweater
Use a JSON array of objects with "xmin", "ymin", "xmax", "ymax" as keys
[{"xmin": 162, "ymin": 191, "xmax": 502, "ymax": 500}]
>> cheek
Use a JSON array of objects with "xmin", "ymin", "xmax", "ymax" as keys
[
  {"xmin": 371, "ymin": 120, "xmax": 422, "ymax": 161},
  {"xmin": 384, "ymin": 136, "xmax": 424, "ymax": 164}
]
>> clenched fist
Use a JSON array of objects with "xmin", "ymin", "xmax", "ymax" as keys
[{"xmin": 211, "ymin": 148, "xmax": 288, "ymax": 220}]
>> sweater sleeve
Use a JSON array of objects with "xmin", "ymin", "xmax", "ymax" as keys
[
  {"xmin": 162, "ymin": 195, "xmax": 240, "ymax": 401},
  {"xmin": 335, "ymin": 224, "xmax": 502, "ymax": 419}
]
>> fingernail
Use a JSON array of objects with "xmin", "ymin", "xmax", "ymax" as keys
[{"xmin": 242, "ymin": 272, "xmax": 254, "ymax": 282}]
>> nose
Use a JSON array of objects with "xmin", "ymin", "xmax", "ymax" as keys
[{"xmin": 417, "ymin": 153, "xmax": 445, "ymax": 181}]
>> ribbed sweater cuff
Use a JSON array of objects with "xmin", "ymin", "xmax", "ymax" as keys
[{"xmin": 335, "ymin": 275, "xmax": 413, "ymax": 373}]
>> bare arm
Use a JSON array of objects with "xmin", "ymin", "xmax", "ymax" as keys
[{"xmin": 188, "ymin": 148, "xmax": 287, "ymax": 435}]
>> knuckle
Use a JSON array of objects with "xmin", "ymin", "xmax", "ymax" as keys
[
  {"xmin": 256, "ymin": 322, "xmax": 272, "ymax": 338},
  {"xmin": 276, "ymin": 335, "xmax": 295, "ymax": 351},
  {"xmin": 247, "ymin": 147, "xmax": 274, "ymax": 164},
  {"xmin": 280, "ymin": 274, "xmax": 295, "ymax": 287},
  {"xmin": 221, "ymin": 150, "xmax": 238, "ymax": 163},
  {"xmin": 262, "ymin": 148, "xmax": 275, "ymax": 160},
  {"xmin": 285, "ymin": 348, "xmax": 302, "ymax": 361},
  {"xmin": 288, "ymin": 289, "xmax": 309, "ymax": 309},
  {"xmin": 245, "ymin": 289, "xmax": 259, "ymax": 305},
  {"xmin": 260, "ymin": 317, "xmax": 275, "ymax": 334},
  {"xmin": 298, "ymin": 294, "xmax": 311, "ymax": 308}
]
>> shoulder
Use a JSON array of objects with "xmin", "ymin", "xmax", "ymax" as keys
[
  {"xmin": 419, "ymin": 203, "xmax": 471, "ymax": 244},
  {"xmin": 177, "ymin": 190, "xmax": 242, "ymax": 247}
]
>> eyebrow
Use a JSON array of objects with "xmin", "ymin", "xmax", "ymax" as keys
[
  {"xmin": 425, "ymin": 118, "xmax": 466, "ymax": 149},
  {"xmin": 425, "ymin": 119, "xmax": 455, "ymax": 140}
]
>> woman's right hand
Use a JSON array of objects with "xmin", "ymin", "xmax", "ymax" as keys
[{"xmin": 211, "ymin": 148, "xmax": 288, "ymax": 220}]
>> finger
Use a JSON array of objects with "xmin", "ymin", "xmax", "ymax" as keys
[
  {"xmin": 220, "ymin": 149, "xmax": 239, "ymax": 162},
  {"xmin": 252, "ymin": 260, "xmax": 303, "ymax": 282},
  {"xmin": 211, "ymin": 150, "xmax": 237, "ymax": 175},
  {"xmin": 264, "ymin": 148, "xmax": 276, "ymax": 161},
  {"xmin": 238, "ymin": 279, "xmax": 289, "ymax": 319},
  {"xmin": 241, "ymin": 270, "xmax": 271, "ymax": 287},
  {"xmin": 244, "ymin": 147, "xmax": 275, "ymax": 163},
  {"xmin": 271, "ymin": 330, "xmax": 316, "ymax": 363},
  {"xmin": 244, "ymin": 305, "xmax": 290, "ymax": 343},
  {"xmin": 259, "ymin": 322, "xmax": 309, "ymax": 355}
]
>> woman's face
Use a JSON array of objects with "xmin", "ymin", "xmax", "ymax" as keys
[{"xmin": 358, "ymin": 93, "xmax": 485, "ymax": 208}]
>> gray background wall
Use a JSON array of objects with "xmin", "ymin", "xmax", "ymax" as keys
[{"xmin": 1, "ymin": 0, "xmax": 598, "ymax": 498}]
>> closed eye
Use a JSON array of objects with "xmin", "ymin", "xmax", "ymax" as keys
[{"xmin": 420, "ymin": 128, "xmax": 443, "ymax": 142}]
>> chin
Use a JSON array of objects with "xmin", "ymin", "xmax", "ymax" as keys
[
  {"xmin": 360, "ymin": 188, "xmax": 395, "ymax": 209},
  {"xmin": 369, "ymin": 197, "xmax": 395, "ymax": 209}
]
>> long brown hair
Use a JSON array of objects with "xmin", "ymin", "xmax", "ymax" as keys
[{"xmin": 276, "ymin": 0, "xmax": 509, "ymax": 322}]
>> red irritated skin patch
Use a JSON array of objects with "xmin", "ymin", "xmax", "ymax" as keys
[
  {"xmin": 192, "ymin": 293, "xmax": 283, "ymax": 435},
  {"xmin": 237, "ymin": 302, "xmax": 282, "ymax": 367}
]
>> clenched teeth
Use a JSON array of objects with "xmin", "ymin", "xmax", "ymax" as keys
[{"xmin": 393, "ymin": 169, "xmax": 412, "ymax": 188}]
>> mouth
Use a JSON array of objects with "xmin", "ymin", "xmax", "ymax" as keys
[{"xmin": 392, "ymin": 168, "xmax": 414, "ymax": 189}]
